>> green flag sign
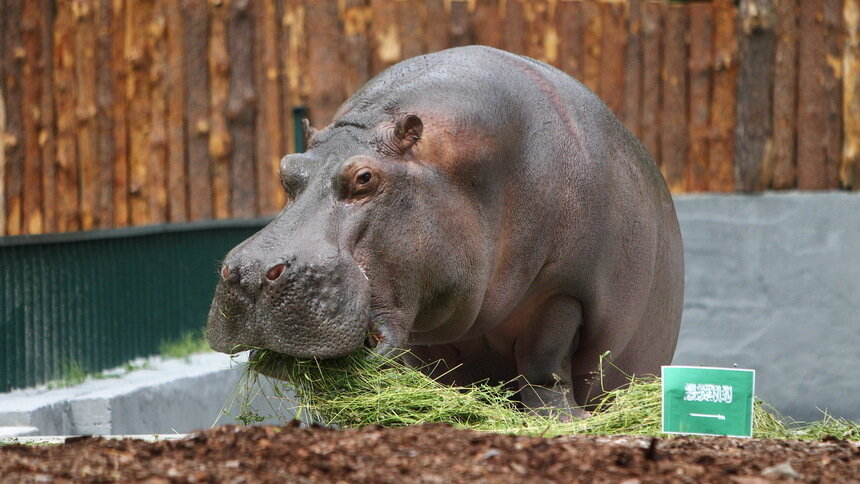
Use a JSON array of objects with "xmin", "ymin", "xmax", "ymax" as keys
[{"xmin": 662, "ymin": 366, "xmax": 755, "ymax": 438}]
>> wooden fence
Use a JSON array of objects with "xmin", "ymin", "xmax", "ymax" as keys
[{"xmin": 0, "ymin": 0, "xmax": 858, "ymax": 237}]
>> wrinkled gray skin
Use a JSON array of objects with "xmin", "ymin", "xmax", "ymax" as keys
[{"xmin": 207, "ymin": 46, "xmax": 684, "ymax": 416}]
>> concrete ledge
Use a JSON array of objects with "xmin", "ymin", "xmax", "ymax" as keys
[
  {"xmin": 0, "ymin": 353, "xmax": 293, "ymax": 436},
  {"xmin": 673, "ymin": 192, "xmax": 860, "ymax": 422}
]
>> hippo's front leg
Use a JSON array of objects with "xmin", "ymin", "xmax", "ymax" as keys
[{"xmin": 514, "ymin": 295, "xmax": 585, "ymax": 419}]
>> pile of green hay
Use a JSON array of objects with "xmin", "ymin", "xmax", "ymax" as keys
[{"xmin": 233, "ymin": 348, "xmax": 859, "ymax": 440}]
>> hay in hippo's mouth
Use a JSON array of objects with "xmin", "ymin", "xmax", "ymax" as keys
[
  {"xmin": 234, "ymin": 349, "xmax": 857, "ymax": 439},
  {"xmin": 244, "ymin": 348, "xmax": 531, "ymax": 429}
]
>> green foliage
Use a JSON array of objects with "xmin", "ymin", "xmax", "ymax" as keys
[
  {"xmin": 46, "ymin": 360, "xmax": 88, "ymax": 389},
  {"xmin": 237, "ymin": 348, "xmax": 859, "ymax": 441},
  {"xmin": 158, "ymin": 329, "xmax": 212, "ymax": 361}
]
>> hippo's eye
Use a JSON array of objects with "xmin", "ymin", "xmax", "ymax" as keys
[{"xmin": 356, "ymin": 170, "xmax": 372, "ymax": 185}]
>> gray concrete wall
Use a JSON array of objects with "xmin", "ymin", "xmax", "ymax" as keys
[{"xmin": 673, "ymin": 192, "xmax": 860, "ymax": 422}]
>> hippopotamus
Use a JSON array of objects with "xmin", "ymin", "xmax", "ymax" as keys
[{"xmin": 207, "ymin": 45, "xmax": 684, "ymax": 416}]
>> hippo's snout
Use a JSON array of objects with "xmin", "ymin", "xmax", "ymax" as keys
[{"xmin": 206, "ymin": 250, "xmax": 372, "ymax": 359}]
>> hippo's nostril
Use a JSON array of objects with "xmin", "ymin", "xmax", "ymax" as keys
[
  {"xmin": 221, "ymin": 264, "xmax": 238, "ymax": 282},
  {"xmin": 266, "ymin": 263, "xmax": 287, "ymax": 281}
]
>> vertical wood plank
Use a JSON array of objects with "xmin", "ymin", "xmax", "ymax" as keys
[
  {"xmin": 0, "ymin": 40, "xmax": 5, "ymax": 236},
  {"xmin": 166, "ymin": 0, "xmax": 187, "ymax": 222},
  {"xmin": 54, "ymin": 1, "xmax": 80, "ymax": 232},
  {"xmin": 148, "ymin": 0, "xmax": 168, "ymax": 224},
  {"xmin": 640, "ymin": 1, "xmax": 662, "ymax": 165},
  {"xmin": 450, "ymin": 0, "xmax": 473, "ymax": 48},
  {"xmin": 22, "ymin": 0, "xmax": 45, "ymax": 234},
  {"xmin": 581, "ymin": 0, "xmax": 602, "ymax": 95},
  {"xmin": 425, "ymin": 0, "xmax": 448, "ymax": 53},
  {"xmin": 96, "ymin": 0, "xmax": 115, "ymax": 228},
  {"xmin": 111, "ymin": 0, "xmax": 129, "ymax": 227},
  {"xmin": 254, "ymin": 0, "xmax": 286, "ymax": 213},
  {"xmin": 559, "ymin": 0, "xmax": 585, "ymax": 82},
  {"xmin": 824, "ymin": 0, "xmax": 845, "ymax": 188},
  {"xmin": 734, "ymin": 0, "xmax": 776, "ymax": 192},
  {"xmin": 126, "ymin": 0, "xmax": 154, "ymax": 226},
  {"xmin": 282, "ymin": 0, "xmax": 308, "ymax": 151},
  {"xmin": 623, "ymin": 0, "xmax": 643, "ymax": 138},
  {"xmin": 687, "ymin": 3, "xmax": 713, "ymax": 192},
  {"xmin": 307, "ymin": 0, "xmax": 342, "ymax": 126},
  {"xmin": 75, "ymin": 0, "xmax": 100, "ymax": 230},
  {"xmin": 797, "ymin": 0, "xmax": 829, "ymax": 189},
  {"xmin": 209, "ymin": 0, "xmax": 232, "ymax": 219},
  {"xmin": 473, "ymin": 0, "xmax": 502, "ymax": 49},
  {"xmin": 771, "ymin": 0, "xmax": 798, "ymax": 189},
  {"xmin": 228, "ymin": 0, "xmax": 258, "ymax": 218},
  {"xmin": 397, "ymin": 0, "xmax": 426, "ymax": 59},
  {"xmin": 38, "ymin": 0, "xmax": 57, "ymax": 233},
  {"xmin": 708, "ymin": 0, "xmax": 738, "ymax": 192},
  {"xmin": 371, "ymin": 0, "xmax": 400, "ymax": 75},
  {"xmin": 844, "ymin": 0, "xmax": 860, "ymax": 189},
  {"xmin": 343, "ymin": 0, "xmax": 372, "ymax": 99},
  {"xmin": 504, "ymin": 0, "xmax": 525, "ymax": 55},
  {"xmin": 3, "ymin": 0, "xmax": 24, "ymax": 235},
  {"xmin": 660, "ymin": 2, "xmax": 688, "ymax": 193},
  {"xmin": 600, "ymin": 2, "xmax": 627, "ymax": 118},
  {"xmin": 183, "ymin": 0, "xmax": 212, "ymax": 220}
]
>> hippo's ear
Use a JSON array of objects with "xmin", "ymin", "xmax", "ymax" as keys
[
  {"xmin": 302, "ymin": 118, "xmax": 318, "ymax": 148},
  {"xmin": 394, "ymin": 114, "xmax": 423, "ymax": 153}
]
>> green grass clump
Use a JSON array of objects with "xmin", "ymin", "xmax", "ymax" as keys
[
  {"xmin": 46, "ymin": 360, "xmax": 88, "ymax": 389},
  {"xmin": 158, "ymin": 329, "xmax": 212, "ymax": 361},
  {"xmin": 236, "ymin": 348, "xmax": 858, "ymax": 440}
]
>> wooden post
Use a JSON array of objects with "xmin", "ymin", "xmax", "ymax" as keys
[
  {"xmin": 771, "ymin": 0, "xmax": 798, "ymax": 189},
  {"xmin": 797, "ymin": 0, "xmax": 830, "ymax": 189},
  {"xmin": 0, "ymin": 66, "xmax": 5, "ymax": 236},
  {"xmin": 600, "ymin": 2, "xmax": 627, "ymax": 119},
  {"xmin": 209, "ymin": 0, "xmax": 232, "ymax": 219},
  {"xmin": 687, "ymin": 3, "xmax": 713, "ymax": 192},
  {"xmin": 74, "ymin": 0, "xmax": 99, "ymax": 230},
  {"xmin": 398, "ymin": 0, "xmax": 426, "ymax": 59},
  {"xmin": 623, "ymin": 0, "xmax": 644, "ymax": 138},
  {"xmin": 371, "ymin": 0, "xmax": 400, "ymax": 75},
  {"xmin": 111, "ymin": 0, "xmax": 129, "ymax": 227},
  {"xmin": 707, "ymin": 0, "xmax": 738, "ymax": 192},
  {"xmin": 640, "ymin": 1, "xmax": 662, "ymax": 164},
  {"xmin": 96, "ymin": 0, "xmax": 115, "ymax": 229},
  {"xmin": 343, "ymin": 0, "xmax": 372, "ymax": 97},
  {"xmin": 824, "ymin": 0, "xmax": 845, "ymax": 189},
  {"xmin": 426, "ymin": 0, "xmax": 448, "ymax": 53},
  {"xmin": 660, "ymin": 2, "xmax": 688, "ymax": 193},
  {"xmin": 148, "ymin": 0, "xmax": 168, "ymax": 224},
  {"xmin": 503, "ymin": 0, "xmax": 525, "ymax": 55},
  {"xmin": 166, "ymin": 0, "xmax": 188, "ymax": 222},
  {"xmin": 3, "ymin": 0, "xmax": 24, "ymax": 235},
  {"xmin": 734, "ymin": 0, "xmax": 776, "ymax": 192},
  {"xmin": 581, "ymin": 0, "xmax": 602, "ymax": 95},
  {"xmin": 282, "ymin": 0, "xmax": 308, "ymax": 152},
  {"xmin": 473, "ymin": 0, "xmax": 502, "ymax": 49},
  {"xmin": 22, "ymin": 0, "xmax": 45, "ymax": 234},
  {"xmin": 559, "ymin": 0, "xmax": 585, "ymax": 82},
  {"xmin": 255, "ymin": 0, "xmax": 286, "ymax": 214},
  {"xmin": 38, "ymin": 0, "xmax": 57, "ymax": 233},
  {"xmin": 450, "ymin": 0, "xmax": 473, "ymax": 48},
  {"xmin": 228, "ymin": 0, "xmax": 258, "ymax": 218},
  {"xmin": 183, "ymin": 0, "xmax": 212, "ymax": 221},
  {"xmin": 54, "ymin": 1, "xmax": 80, "ymax": 232},
  {"xmin": 307, "ymin": 0, "xmax": 342, "ymax": 126},
  {"xmin": 127, "ymin": 0, "xmax": 154, "ymax": 226},
  {"xmin": 844, "ymin": 0, "xmax": 860, "ymax": 189}
]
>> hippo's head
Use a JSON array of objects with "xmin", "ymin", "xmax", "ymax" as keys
[{"xmin": 206, "ymin": 112, "xmax": 485, "ymax": 362}]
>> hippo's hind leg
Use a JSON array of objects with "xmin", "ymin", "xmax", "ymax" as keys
[{"xmin": 514, "ymin": 295, "xmax": 585, "ymax": 418}]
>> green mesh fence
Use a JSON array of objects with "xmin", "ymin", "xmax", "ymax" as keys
[{"xmin": 0, "ymin": 218, "xmax": 269, "ymax": 392}]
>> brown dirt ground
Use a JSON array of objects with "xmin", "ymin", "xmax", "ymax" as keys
[{"xmin": 1, "ymin": 423, "xmax": 858, "ymax": 483}]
